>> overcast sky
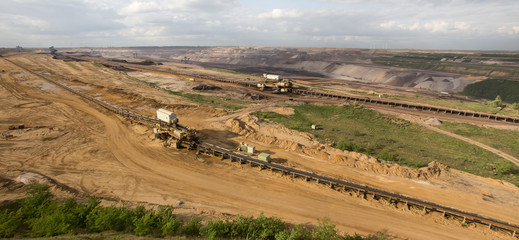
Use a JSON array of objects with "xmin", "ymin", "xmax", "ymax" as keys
[{"xmin": 1, "ymin": 0, "xmax": 518, "ymax": 50}]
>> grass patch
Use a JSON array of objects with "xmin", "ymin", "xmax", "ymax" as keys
[
  {"xmin": 92, "ymin": 62, "xmax": 106, "ymax": 68},
  {"xmin": 252, "ymin": 104, "xmax": 519, "ymax": 186},
  {"xmin": 463, "ymin": 79, "xmax": 519, "ymax": 103},
  {"xmin": 65, "ymin": 62, "xmax": 80, "ymax": 70},
  {"xmin": 438, "ymin": 121, "xmax": 519, "ymax": 161},
  {"xmin": 0, "ymin": 184, "xmax": 386, "ymax": 239}
]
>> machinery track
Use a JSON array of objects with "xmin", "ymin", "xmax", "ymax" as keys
[{"xmin": 4, "ymin": 56, "xmax": 519, "ymax": 238}]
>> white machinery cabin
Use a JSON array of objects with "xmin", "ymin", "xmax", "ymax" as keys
[
  {"xmin": 157, "ymin": 108, "xmax": 178, "ymax": 124},
  {"xmin": 263, "ymin": 73, "xmax": 283, "ymax": 80}
]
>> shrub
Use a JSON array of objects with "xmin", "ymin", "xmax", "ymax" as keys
[
  {"xmin": 491, "ymin": 95, "xmax": 504, "ymax": 108},
  {"xmin": 27, "ymin": 204, "xmax": 72, "ymax": 237},
  {"xmin": 275, "ymin": 224, "xmax": 311, "ymax": 240},
  {"xmin": 18, "ymin": 184, "xmax": 53, "ymax": 219},
  {"xmin": 0, "ymin": 210, "xmax": 22, "ymax": 238},
  {"xmin": 512, "ymin": 103, "xmax": 519, "ymax": 110},
  {"xmin": 200, "ymin": 218, "xmax": 231, "ymax": 239},
  {"xmin": 248, "ymin": 213, "xmax": 286, "ymax": 240},
  {"xmin": 133, "ymin": 211, "xmax": 157, "ymax": 236},
  {"xmin": 60, "ymin": 197, "xmax": 99, "ymax": 229},
  {"xmin": 182, "ymin": 216, "xmax": 202, "ymax": 236},
  {"xmin": 156, "ymin": 206, "xmax": 182, "ymax": 236},
  {"xmin": 86, "ymin": 205, "xmax": 135, "ymax": 232},
  {"xmin": 313, "ymin": 217, "xmax": 339, "ymax": 240}
]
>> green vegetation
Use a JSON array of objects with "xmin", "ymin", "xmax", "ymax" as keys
[
  {"xmin": 65, "ymin": 62, "xmax": 80, "ymax": 70},
  {"xmin": 463, "ymin": 79, "xmax": 519, "ymax": 103},
  {"xmin": 373, "ymin": 53, "xmax": 519, "ymax": 79},
  {"xmin": 438, "ymin": 121, "xmax": 519, "ymax": 165},
  {"xmin": 490, "ymin": 95, "xmax": 504, "ymax": 108},
  {"xmin": 0, "ymin": 184, "xmax": 385, "ymax": 239},
  {"xmin": 252, "ymin": 104, "xmax": 519, "ymax": 186},
  {"xmin": 92, "ymin": 62, "xmax": 106, "ymax": 68}
]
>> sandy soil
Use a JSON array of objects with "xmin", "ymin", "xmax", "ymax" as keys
[{"xmin": 1, "ymin": 53, "xmax": 518, "ymax": 239}]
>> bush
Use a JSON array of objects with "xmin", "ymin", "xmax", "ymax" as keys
[
  {"xmin": 0, "ymin": 210, "xmax": 22, "ymax": 238},
  {"xmin": 86, "ymin": 205, "xmax": 135, "ymax": 232},
  {"xmin": 313, "ymin": 217, "xmax": 339, "ymax": 240},
  {"xmin": 61, "ymin": 197, "xmax": 99, "ymax": 229},
  {"xmin": 27, "ymin": 204, "xmax": 72, "ymax": 237},
  {"xmin": 275, "ymin": 224, "xmax": 311, "ymax": 240},
  {"xmin": 512, "ymin": 103, "xmax": 519, "ymax": 110},
  {"xmin": 18, "ymin": 184, "xmax": 53, "ymax": 219},
  {"xmin": 133, "ymin": 211, "xmax": 157, "ymax": 236},
  {"xmin": 156, "ymin": 206, "xmax": 182, "ymax": 236},
  {"xmin": 182, "ymin": 216, "xmax": 202, "ymax": 236},
  {"xmin": 491, "ymin": 95, "xmax": 504, "ymax": 108},
  {"xmin": 200, "ymin": 218, "xmax": 231, "ymax": 239}
]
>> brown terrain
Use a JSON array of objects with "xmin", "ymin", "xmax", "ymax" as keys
[{"xmin": 1, "ymin": 51, "xmax": 519, "ymax": 239}]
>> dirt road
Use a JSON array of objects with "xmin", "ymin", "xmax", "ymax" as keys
[
  {"xmin": 421, "ymin": 124, "xmax": 519, "ymax": 166},
  {"xmin": 1, "ymin": 54, "xmax": 518, "ymax": 239}
]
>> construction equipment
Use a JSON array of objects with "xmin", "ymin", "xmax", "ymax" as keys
[
  {"xmin": 257, "ymin": 79, "xmax": 293, "ymax": 93},
  {"xmin": 154, "ymin": 109, "xmax": 198, "ymax": 149}
]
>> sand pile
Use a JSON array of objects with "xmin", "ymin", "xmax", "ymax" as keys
[
  {"xmin": 226, "ymin": 114, "xmax": 449, "ymax": 180},
  {"xmin": 15, "ymin": 172, "xmax": 51, "ymax": 185},
  {"xmin": 425, "ymin": 118, "xmax": 442, "ymax": 126}
]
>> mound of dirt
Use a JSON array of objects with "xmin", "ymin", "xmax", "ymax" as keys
[
  {"xmin": 226, "ymin": 114, "xmax": 449, "ymax": 181},
  {"xmin": 13, "ymin": 172, "xmax": 83, "ymax": 198},
  {"xmin": 425, "ymin": 118, "xmax": 442, "ymax": 126},
  {"xmin": 15, "ymin": 172, "xmax": 52, "ymax": 185}
]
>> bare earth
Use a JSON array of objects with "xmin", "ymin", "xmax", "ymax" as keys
[{"xmin": 1, "ymin": 53, "xmax": 518, "ymax": 239}]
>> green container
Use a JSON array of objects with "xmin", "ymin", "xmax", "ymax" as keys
[{"xmin": 258, "ymin": 153, "xmax": 271, "ymax": 163}]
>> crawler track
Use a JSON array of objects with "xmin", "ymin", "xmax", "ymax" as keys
[
  {"xmin": 4, "ymin": 56, "xmax": 519, "ymax": 238},
  {"xmin": 77, "ymin": 56, "xmax": 519, "ymax": 124}
]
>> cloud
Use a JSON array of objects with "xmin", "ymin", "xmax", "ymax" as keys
[
  {"xmin": 257, "ymin": 9, "xmax": 302, "ymax": 19},
  {"xmin": 0, "ymin": 0, "xmax": 518, "ymax": 50},
  {"xmin": 119, "ymin": 0, "xmax": 238, "ymax": 15},
  {"xmin": 498, "ymin": 26, "xmax": 519, "ymax": 35}
]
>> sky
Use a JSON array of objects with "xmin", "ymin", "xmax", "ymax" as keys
[{"xmin": 1, "ymin": 0, "xmax": 518, "ymax": 50}]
